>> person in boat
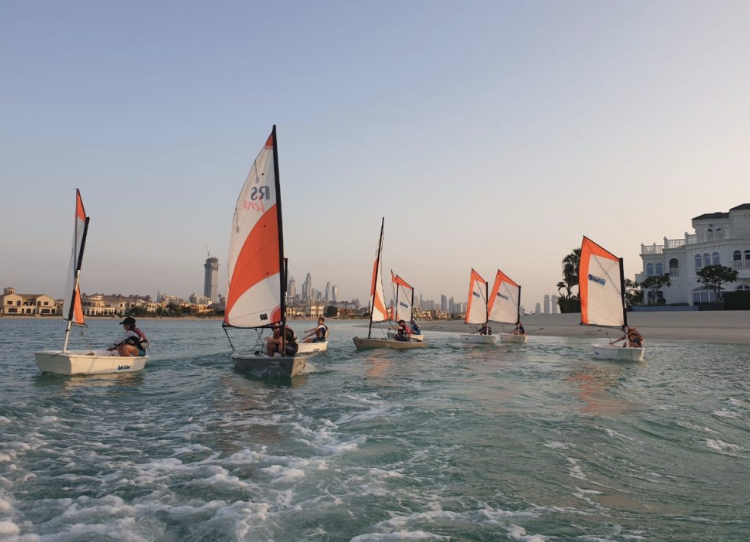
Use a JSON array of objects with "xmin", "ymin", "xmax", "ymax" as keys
[
  {"xmin": 475, "ymin": 323, "xmax": 492, "ymax": 335},
  {"xmin": 107, "ymin": 316, "xmax": 149, "ymax": 357},
  {"xmin": 514, "ymin": 322, "xmax": 526, "ymax": 335},
  {"xmin": 393, "ymin": 319, "xmax": 410, "ymax": 341},
  {"xmin": 410, "ymin": 319, "xmax": 421, "ymax": 335},
  {"xmin": 302, "ymin": 317, "xmax": 328, "ymax": 343},
  {"xmin": 613, "ymin": 325, "xmax": 643, "ymax": 348},
  {"xmin": 266, "ymin": 324, "xmax": 299, "ymax": 357}
]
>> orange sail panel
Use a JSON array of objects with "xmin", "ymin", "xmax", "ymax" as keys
[
  {"xmin": 369, "ymin": 224, "xmax": 388, "ymax": 323},
  {"xmin": 465, "ymin": 269, "xmax": 488, "ymax": 324},
  {"xmin": 579, "ymin": 236, "xmax": 624, "ymax": 328},
  {"xmin": 225, "ymin": 132, "xmax": 282, "ymax": 328}
]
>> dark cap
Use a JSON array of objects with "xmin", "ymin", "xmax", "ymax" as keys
[{"xmin": 119, "ymin": 316, "xmax": 136, "ymax": 326}]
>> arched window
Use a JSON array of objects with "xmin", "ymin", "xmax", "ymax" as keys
[
  {"xmin": 736, "ymin": 285, "xmax": 750, "ymax": 291},
  {"xmin": 712, "ymin": 252, "xmax": 720, "ymax": 265},
  {"xmin": 735, "ymin": 250, "xmax": 742, "ymax": 261},
  {"xmin": 745, "ymin": 250, "xmax": 750, "ymax": 261},
  {"xmin": 695, "ymin": 255, "xmax": 702, "ymax": 269},
  {"xmin": 646, "ymin": 263, "xmax": 654, "ymax": 276},
  {"xmin": 669, "ymin": 258, "xmax": 679, "ymax": 277},
  {"xmin": 655, "ymin": 263, "xmax": 663, "ymax": 275},
  {"xmin": 703, "ymin": 253, "xmax": 711, "ymax": 267}
]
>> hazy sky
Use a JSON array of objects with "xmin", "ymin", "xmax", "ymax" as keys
[{"xmin": 2, "ymin": 0, "xmax": 749, "ymax": 310}]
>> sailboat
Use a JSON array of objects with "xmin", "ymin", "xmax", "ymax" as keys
[
  {"xmin": 34, "ymin": 190, "xmax": 149, "ymax": 375},
  {"xmin": 579, "ymin": 236, "xmax": 644, "ymax": 362},
  {"xmin": 490, "ymin": 270, "xmax": 527, "ymax": 343},
  {"xmin": 223, "ymin": 126, "xmax": 307, "ymax": 377},
  {"xmin": 353, "ymin": 218, "xmax": 427, "ymax": 350},
  {"xmin": 460, "ymin": 269, "xmax": 498, "ymax": 344},
  {"xmin": 387, "ymin": 271, "xmax": 424, "ymax": 342}
]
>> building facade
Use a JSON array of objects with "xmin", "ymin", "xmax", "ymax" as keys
[
  {"xmin": 1, "ymin": 287, "xmax": 57, "ymax": 316},
  {"xmin": 204, "ymin": 257, "xmax": 219, "ymax": 303},
  {"xmin": 637, "ymin": 203, "xmax": 750, "ymax": 305}
]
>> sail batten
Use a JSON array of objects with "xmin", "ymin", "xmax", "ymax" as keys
[
  {"xmin": 225, "ymin": 127, "xmax": 285, "ymax": 329},
  {"xmin": 488, "ymin": 270, "xmax": 521, "ymax": 325},
  {"xmin": 580, "ymin": 236, "xmax": 625, "ymax": 328}
]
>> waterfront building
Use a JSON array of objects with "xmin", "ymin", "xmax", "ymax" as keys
[
  {"xmin": 204, "ymin": 257, "xmax": 219, "ymax": 303},
  {"xmin": 543, "ymin": 295, "xmax": 550, "ymax": 314},
  {"xmin": 637, "ymin": 203, "xmax": 750, "ymax": 305},
  {"xmin": 1, "ymin": 287, "xmax": 57, "ymax": 316}
]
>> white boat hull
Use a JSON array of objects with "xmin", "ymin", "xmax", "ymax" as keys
[
  {"xmin": 593, "ymin": 344, "xmax": 645, "ymax": 362},
  {"xmin": 297, "ymin": 341, "xmax": 329, "ymax": 354},
  {"xmin": 232, "ymin": 353, "xmax": 307, "ymax": 377},
  {"xmin": 34, "ymin": 350, "xmax": 148, "ymax": 375},
  {"xmin": 498, "ymin": 333, "xmax": 528, "ymax": 344},
  {"xmin": 353, "ymin": 337, "xmax": 427, "ymax": 350},
  {"xmin": 460, "ymin": 333, "xmax": 498, "ymax": 344}
]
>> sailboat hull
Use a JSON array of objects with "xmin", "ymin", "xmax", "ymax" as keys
[
  {"xmin": 297, "ymin": 341, "xmax": 328, "ymax": 354},
  {"xmin": 387, "ymin": 331, "xmax": 424, "ymax": 342},
  {"xmin": 498, "ymin": 333, "xmax": 528, "ymax": 344},
  {"xmin": 353, "ymin": 337, "xmax": 427, "ymax": 350},
  {"xmin": 34, "ymin": 350, "xmax": 148, "ymax": 375},
  {"xmin": 592, "ymin": 344, "xmax": 645, "ymax": 362},
  {"xmin": 232, "ymin": 353, "xmax": 307, "ymax": 377},
  {"xmin": 460, "ymin": 334, "xmax": 498, "ymax": 344}
]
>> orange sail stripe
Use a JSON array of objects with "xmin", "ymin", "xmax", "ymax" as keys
[
  {"xmin": 72, "ymin": 286, "xmax": 85, "ymax": 325},
  {"xmin": 580, "ymin": 236, "xmax": 618, "ymax": 325},
  {"xmin": 224, "ymin": 205, "xmax": 280, "ymax": 319},
  {"xmin": 370, "ymin": 258, "xmax": 381, "ymax": 296},
  {"xmin": 465, "ymin": 269, "xmax": 486, "ymax": 323},
  {"xmin": 75, "ymin": 190, "xmax": 86, "ymax": 221},
  {"xmin": 373, "ymin": 288, "xmax": 388, "ymax": 318},
  {"xmin": 393, "ymin": 274, "xmax": 412, "ymax": 289}
]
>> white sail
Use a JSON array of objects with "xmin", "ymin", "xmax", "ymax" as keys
[
  {"xmin": 392, "ymin": 272, "xmax": 413, "ymax": 322},
  {"xmin": 370, "ymin": 219, "xmax": 388, "ymax": 323},
  {"xmin": 63, "ymin": 189, "xmax": 87, "ymax": 326},
  {"xmin": 580, "ymin": 236, "xmax": 625, "ymax": 328},
  {"xmin": 488, "ymin": 270, "xmax": 520, "ymax": 325},
  {"xmin": 225, "ymin": 129, "xmax": 283, "ymax": 328},
  {"xmin": 465, "ymin": 269, "xmax": 488, "ymax": 325}
]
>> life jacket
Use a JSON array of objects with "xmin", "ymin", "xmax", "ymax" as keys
[
  {"xmin": 316, "ymin": 324, "xmax": 328, "ymax": 340},
  {"xmin": 133, "ymin": 327, "xmax": 149, "ymax": 351},
  {"xmin": 627, "ymin": 329, "xmax": 642, "ymax": 346},
  {"xmin": 284, "ymin": 328, "xmax": 298, "ymax": 355}
]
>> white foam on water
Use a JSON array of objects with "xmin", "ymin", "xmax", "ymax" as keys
[
  {"xmin": 0, "ymin": 417, "xmax": 10, "ymax": 424},
  {"xmin": 172, "ymin": 443, "xmax": 212, "ymax": 455},
  {"xmin": 0, "ymin": 451, "xmax": 17, "ymax": 463},
  {"xmin": 506, "ymin": 524, "xmax": 548, "ymax": 541},
  {"xmin": 543, "ymin": 441, "xmax": 574, "ymax": 450},
  {"xmin": 39, "ymin": 416, "xmax": 59, "ymax": 423},
  {"xmin": 260, "ymin": 465, "xmax": 306, "ymax": 483},
  {"xmin": 0, "ymin": 520, "xmax": 20, "ymax": 535},
  {"xmin": 705, "ymin": 439, "xmax": 744, "ymax": 455},
  {"xmin": 603, "ymin": 428, "xmax": 643, "ymax": 444},
  {"xmin": 350, "ymin": 531, "xmax": 449, "ymax": 541},
  {"xmin": 566, "ymin": 457, "xmax": 587, "ymax": 480},
  {"xmin": 367, "ymin": 468, "xmax": 404, "ymax": 479},
  {"xmin": 712, "ymin": 409, "xmax": 740, "ymax": 418},
  {"xmin": 0, "ymin": 496, "xmax": 13, "ymax": 513},
  {"xmin": 676, "ymin": 421, "xmax": 718, "ymax": 433},
  {"xmin": 321, "ymin": 436, "xmax": 365, "ymax": 456},
  {"xmin": 190, "ymin": 466, "xmax": 254, "ymax": 490}
]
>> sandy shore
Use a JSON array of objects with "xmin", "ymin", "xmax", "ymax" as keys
[{"xmin": 418, "ymin": 311, "xmax": 750, "ymax": 345}]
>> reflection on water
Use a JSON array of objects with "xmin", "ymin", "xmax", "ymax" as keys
[{"xmin": 567, "ymin": 362, "xmax": 635, "ymax": 415}]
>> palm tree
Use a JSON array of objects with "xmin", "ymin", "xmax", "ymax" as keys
[{"xmin": 561, "ymin": 248, "xmax": 581, "ymax": 298}]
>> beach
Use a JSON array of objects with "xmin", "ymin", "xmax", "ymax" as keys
[{"xmin": 418, "ymin": 310, "xmax": 750, "ymax": 344}]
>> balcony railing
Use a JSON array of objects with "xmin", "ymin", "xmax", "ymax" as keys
[
  {"xmin": 669, "ymin": 268, "xmax": 679, "ymax": 278},
  {"xmin": 642, "ymin": 229, "xmax": 750, "ymax": 254},
  {"xmin": 733, "ymin": 260, "xmax": 750, "ymax": 272}
]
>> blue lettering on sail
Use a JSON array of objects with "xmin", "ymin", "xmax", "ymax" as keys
[
  {"xmin": 473, "ymin": 292, "xmax": 480, "ymax": 298},
  {"xmin": 399, "ymin": 302, "xmax": 408, "ymax": 308},
  {"xmin": 588, "ymin": 274, "xmax": 606, "ymax": 286},
  {"xmin": 496, "ymin": 293, "xmax": 509, "ymax": 300}
]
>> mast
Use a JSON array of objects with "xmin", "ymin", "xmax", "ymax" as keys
[
  {"xmin": 63, "ymin": 190, "xmax": 89, "ymax": 352},
  {"xmin": 516, "ymin": 285, "xmax": 522, "ymax": 325},
  {"xmin": 484, "ymin": 279, "xmax": 489, "ymax": 328},
  {"xmin": 619, "ymin": 257, "xmax": 628, "ymax": 328},
  {"xmin": 271, "ymin": 125, "xmax": 289, "ymax": 353},
  {"xmin": 368, "ymin": 217, "xmax": 385, "ymax": 339}
]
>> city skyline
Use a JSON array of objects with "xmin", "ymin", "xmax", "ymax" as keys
[{"xmin": 3, "ymin": 2, "xmax": 749, "ymax": 309}]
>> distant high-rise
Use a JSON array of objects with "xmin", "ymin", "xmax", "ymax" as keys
[
  {"xmin": 332, "ymin": 285, "xmax": 338, "ymax": 303},
  {"xmin": 551, "ymin": 295, "xmax": 558, "ymax": 314},
  {"xmin": 325, "ymin": 281, "xmax": 330, "ymax": 301},
  {"xmin": 288, "ymin": 276, "xmax": 297, "ymax": 299},
  {"xmin": 302, "ymin": 273, "xmax": 312, "ymax": 300},
  {"xmin": 440, "ymin": 295, "xmax": 448, "ymax": 313},
  {"xmin": 543, "ymin": 295, "xmax": 550, "ymax": 314},
  {"xmin": 204, "ymin": 257, "xmax": 219, "ymax": 303}
]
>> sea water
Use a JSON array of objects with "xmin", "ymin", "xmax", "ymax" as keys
[{"xmin": 0, "ymin": 318, "xmax": 748, "ymax": 542}]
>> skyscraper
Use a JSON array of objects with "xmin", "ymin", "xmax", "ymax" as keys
[
  {"xmin": 331, "ymin": 285, "xmax": 338, "ymax": 303},
  {"xmin": 325, "ymin": 281, "xmax": 330, "ymax": 301},
  {"xmin": 288, "ymin": 276, "xmax": 297, "ymax": 299},
  {"xmin": 204, "ymin": 257, "xmax": 219, "ymax": 303},
  {"xmin": 302, "ymin": 273, "xmax": 312, "ymax": 300}
]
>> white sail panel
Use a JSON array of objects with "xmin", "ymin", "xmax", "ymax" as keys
[
  {"xmin": 465, "ymin": 270, "xmax": 488, "ymax": 325},
  {"xmin": 488, "ymin": 270, "xmax": 520, "ymax": 324},
  {"xmin": 392, "ymin": 273, "xmax": 413, "ymax": 322},
  {"xmin": 580, "ymin": 236, "xmax": 624, "ymax": 328},
  {"xmin": 225, "ymin": 132, "xmax": 282, "ymax": 328},
  {"xmin": 370, "ymin": 223, "xmax": 388, "ymax": 323},
  {"xmin": 63, "ymin": 190, "xmax": 88, "ymax": 325}
]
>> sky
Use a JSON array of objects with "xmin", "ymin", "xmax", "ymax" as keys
[{"xmin": 2, "ymin": 0, "xmax": 750, "ymax": 310}]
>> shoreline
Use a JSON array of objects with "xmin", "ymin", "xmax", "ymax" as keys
[{"xmin": 417, "ymin": 311, "xmax": 750, "ymax": 345}]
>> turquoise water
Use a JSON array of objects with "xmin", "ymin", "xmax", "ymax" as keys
[{"xmin": 1, "ymin": 318, "xmax": 749, "ymax": 541}]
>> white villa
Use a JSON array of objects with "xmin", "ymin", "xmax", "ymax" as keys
[{"xmin": 637, "ymin": 203, "xmax": 750, "ymax": 305}]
